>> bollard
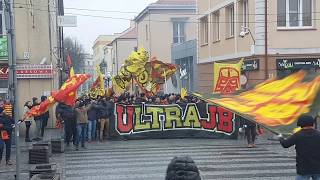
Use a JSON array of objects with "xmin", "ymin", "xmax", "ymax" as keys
[
  {"xmin": 51, "ymin": 139, "xmax": 64, "ymax": 153},
  {"xmin": 29, "ymin": 146, "xmax": 50, "ymax": 164},
  {"xmin": 29, "ymin": 164, "xmax": 57, "ymax": 178},
  {"xmin": 30, "ymin": 173, "xmax": 60, "ymax": 180},
  {"xmin": 33, "ymin": 142, "xmax": 52, "ymax": 157}
]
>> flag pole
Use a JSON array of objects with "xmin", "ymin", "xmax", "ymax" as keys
[{"xmin": 189, "ymin": 93, "xmax": 280, "ymax": 135}]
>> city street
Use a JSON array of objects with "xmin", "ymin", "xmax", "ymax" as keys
[{"xmin": 65, "ymin": 137, "xmax": 296, "ymax": 180}]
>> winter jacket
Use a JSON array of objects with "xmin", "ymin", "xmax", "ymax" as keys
[
  {"xmin": 23, "ymin": 106, "xmax": 33, "ymax": 122},
  {"xmin": 98, "ymin": 102, "xmax": 109, "ymax": 119},
  {"xmin": 33, "ymin": 103, "xmax": 42, "ymax": 121},
  {"xmin": 87, "ymin": 102, "xmax": 99, "ymax": 121},
  {"xmin": 165, "ymin": 156, "xmax": 201, "ymax": 180},
  {"xmin": 3, "ymin": 104, "xmax": 13, "ymax": 117},
  {"xmin": 75, "ymin": 105, "xmax": 91, "ymax": 124},
  {"xmin": 0, "ymin": 114, "xmax": 13, "ymax": 139},
  {"xmin": 56, "ymin": 103, "xmax": 75, "ymax": 121},
  {"xmin": 280, "ymin": 129, "xmax": 320, "ymax": 175}
]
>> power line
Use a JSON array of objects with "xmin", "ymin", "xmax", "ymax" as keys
[
  {"xmin": 11, "ymin": 2, "xmax": 320, "ymax": 16},
  {"xmin": 14, "ymin": 5, "xmax": 320, "ymax": 25}
]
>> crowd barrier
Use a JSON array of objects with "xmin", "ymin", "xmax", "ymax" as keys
[{"xmin": 108, "ymin": 103, "xmax": 240, "ymax": 140}]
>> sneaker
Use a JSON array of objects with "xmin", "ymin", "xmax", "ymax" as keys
[
  {"xmin": 6, "ymin": 160, "xmax": 13, "ymax": 166},
  {"xmin": 25, "ymin": 139, "xmax": 32, "ymax": 142},
  {"xmin": 82, "ymin": 146, "xmax": 87, "ymax": 149},
  {"xmin": 247, "ymin": 144, "xmax": 254, "ymax": 148},
  {"xmin": 75, "ymin": 146, "xmax": 79, "ymax": 151},
  {"xmin": 252, "ymin": 144, "xmax": 257, "ymax": 148}
]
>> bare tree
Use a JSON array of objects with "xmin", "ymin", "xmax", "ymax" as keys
[{"xmin": 63, "ymin": 37, "xmax": 86, "ymax": 73}]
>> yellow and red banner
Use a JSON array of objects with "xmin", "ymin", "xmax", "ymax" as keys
[
  {"xmin": 112, "ymin": 48, "xmax": 177, "ymax": 95},
  {"xmin": 27, "ymin": 73, "xmax": 91, "ymax": 118},
  {"xmin": 210, "ymin": 71, "xmax": 320, "ymax": 127},
  {"xmin": 213, "ymin": 59, "xmax": 243, "ymax": 94},
  {"xmin": 89, "ymin": 65, "xmax": 105, "ymax": 98}
]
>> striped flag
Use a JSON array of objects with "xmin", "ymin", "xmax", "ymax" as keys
[{"xmin": 210, "ymin": 71, "xmax": 320, "ymax": 127}]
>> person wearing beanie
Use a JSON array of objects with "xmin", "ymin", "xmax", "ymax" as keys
[
  {"xmin": 165, "ymin": 156, "xmax": 201, "ymax": 180},
  {"xmin": 279, "ymin": 114, "xmax": 320, "ymax": 179}
]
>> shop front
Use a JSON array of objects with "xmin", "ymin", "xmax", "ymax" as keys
[{"xmin": 276, "ymin": 58, "xmax": 320, "ymax": 79}]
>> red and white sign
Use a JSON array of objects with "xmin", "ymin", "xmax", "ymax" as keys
[{"xmin": 0, "ymin": 64, "xmax": 53, "ymax": 79}]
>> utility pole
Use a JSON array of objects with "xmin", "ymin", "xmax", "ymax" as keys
[{"xmin": 4, "ymin": 0, "xmax": 20, "ymax": 179}]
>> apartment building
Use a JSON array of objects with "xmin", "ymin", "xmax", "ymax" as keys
[
  {"xmin": 0, "ymin": 0, "xmax": 64, "ymax": 131},
  {"xmin": 134, "ymin": 0, "xmax": 197, "ymax": 92},
  {"xmin": 198, "ymin": 0, "xmax": 320, "ymax": 94},
  {"xmin": 109, "ymin": 26, "xmax": 137, "ymax": 75},
  {"xmin": 92, "ymin": 35, "xmax": 115, "ymax": 78}
]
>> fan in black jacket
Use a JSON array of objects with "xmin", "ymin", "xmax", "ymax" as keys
[
  {"xmin": 0, "ymin": 107, "xmax": 14, "ymax": 165},
  {"xmin": 279, "ymin": 115, "xmax": 320, "ymax": 179}
]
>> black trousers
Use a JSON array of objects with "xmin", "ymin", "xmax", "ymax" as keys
[
  {"xmin": 25, "ymin": 121, "xmax": 31, "ymax": 140},
  {"xmin": 245, "ymin": 126, "xmax": 257, "ymax": 144},
  {"xmin": 41, "ymin": 118, "xmax": 48, "ymax": 137},
  {"xmin": 65, "ymin": 118, "xmax": 77, "ymax": 145},
  {"xmin": 0, "ymin": 138, "xmax": 11, "ymax": 161}
]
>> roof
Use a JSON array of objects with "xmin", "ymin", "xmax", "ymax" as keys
[
  {"xmin": 154, "ymin": 0, "xmax": 195, "ymax": 5},
  {"xmin": 118, "ymin": 27, "xmax": 137, "ymax": 39},
  {"xmin": 134, "ymin": 0, "xmax": 196, "ymax": 22}
]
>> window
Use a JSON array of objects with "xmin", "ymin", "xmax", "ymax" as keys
[
  {"xmin": 173, "ymin": 21, "xmax": 185, "ymax": 44},
  {"xmin": 200, "ymin": 16, "xmax": 208, "ymax": 45},
  {"xmin": 242, "ymin": 0, "xmax": 249, "ymax": 29},
  {"xmin": 226, "ymin": 4, "xmax": 235, "ymax": 37},
  {"xmin": 277, "ymin": 0, "xmax": 312, "ymax": 28},
  {"xmin": 145, "ymin": 24, "xmax": 149, "ymax": 40},
  {"xmin": 212, "ymin": 11, "xmax": 220, "ymax": 42}
]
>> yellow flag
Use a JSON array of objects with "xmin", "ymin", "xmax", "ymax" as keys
[
  {"xmin": 211, "ymin": 71, "xmax": 320, "ymax": 127},
  {"xmin": 181, "ymin": 88, "xmax": 187, "ymax": 99},
  {"xmin": 69, "ymin": 67, "xmax": 75, "ymax": 77},
  {"xmin": 213, "ymin": 59, "xmax": 243, "ymax": 94}
]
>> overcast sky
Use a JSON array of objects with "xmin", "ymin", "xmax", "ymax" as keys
[{"xmin": 64, "ymin": 0, "xmax": 158, "ymax": 53}]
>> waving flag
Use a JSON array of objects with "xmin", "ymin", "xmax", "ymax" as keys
[
  {"xmin": 55, "ymin": 74, "xmax": 91, "ymax": 105},
  {"xmin": 26, "ymin": 74, "xmax": 90, "ymax": 119},
  {"xmin": 89, "ymin": 65, "xmax": 105, "ymax": 98},
  {"xmin": 210, "ymin": 71, "xmax": 320, "ymax": 127},
  {"xmin": 27, "ymin": 96, "xmax": 56, "ymax": 117}
]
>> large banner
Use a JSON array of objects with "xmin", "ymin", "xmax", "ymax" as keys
[
  {"xmin": 213, "ymin": 60, "xmax": 243, "ymax": 94},
  {"xmin": 110, "ymin": 103, "xmax": 239, "ymax": 139}
]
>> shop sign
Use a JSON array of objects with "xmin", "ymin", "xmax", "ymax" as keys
[
  {"xmin": 0, "ymin": 65, "xmax": 53, "ymax": 79},
  {"xmin": 277, "ymin": 58, "xmax": 320, "ymax": 70},
  {"xmin": 0, "ymin": 37, "xmax": 8, "ymax": 59},
  {"xmin": 242, "ymin": 59, "xmax": 259, "ymax": 71}
]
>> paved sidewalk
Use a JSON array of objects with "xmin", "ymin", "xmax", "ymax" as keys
[{"xmin": 0, "ymin": 128, "xmax": 65, "ymax": 180}]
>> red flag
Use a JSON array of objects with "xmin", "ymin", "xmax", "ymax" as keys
[
  {"xmin": 54, "ymin": 74, "xmax": 91, "ymax": 106},
  {"xmin": 67, "ymin": 54, "xmax": 72, "ymax": 67},
  {"xmin": 27, "ymin": 96, "xmax": 56, "ymax": 117}
]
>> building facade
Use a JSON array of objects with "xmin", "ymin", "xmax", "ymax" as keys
[
  {"xmin": 79, "ymin": 54, "xmax": 94, "ymax": 92},
  {"xmin": 197, "ymin": 0, "xmax": 320, "ymax": 94},
  {"xmin": 92, "ymin": 35, "xmax": 114, "ymax": 78},
  {"xmin": 134, "ymin": 0, "xmax": 197, "ymax": 63},
  {"xmin": 134, "ymin": 0, "xmax": 197, "ymax": 93},
  {"xmin": 110, "ymin": 27, "xmax": 137, "ymax": 75}
]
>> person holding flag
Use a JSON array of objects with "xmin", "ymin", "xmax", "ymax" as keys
[{"xmin": 279, "ymin": 115, "xmax": 320, "ymax": 180}]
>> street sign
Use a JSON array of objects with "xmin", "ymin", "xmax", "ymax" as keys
[
  {"xmin": 58, "ymin": 16, "xmax": 77, "ymax": 27},
  {"xmin": 0, "ymin": 37, "xmax": 8, "ymax": 59}
]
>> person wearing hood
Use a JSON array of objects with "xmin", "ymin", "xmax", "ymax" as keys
[
  {"xmin": 23, "ymin": 101, "xmax": 33, "ymax": 142},
  {"xmin": 279, "ymin": 115, "xmax": 320, "ymax": 180},
  {"xmin": 165, "ymin": 156, "xmax": 201, "ymax": 180},
  {"xmin": 40, "ymin": 96, "xmax": 49, "ymax": 138}
]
